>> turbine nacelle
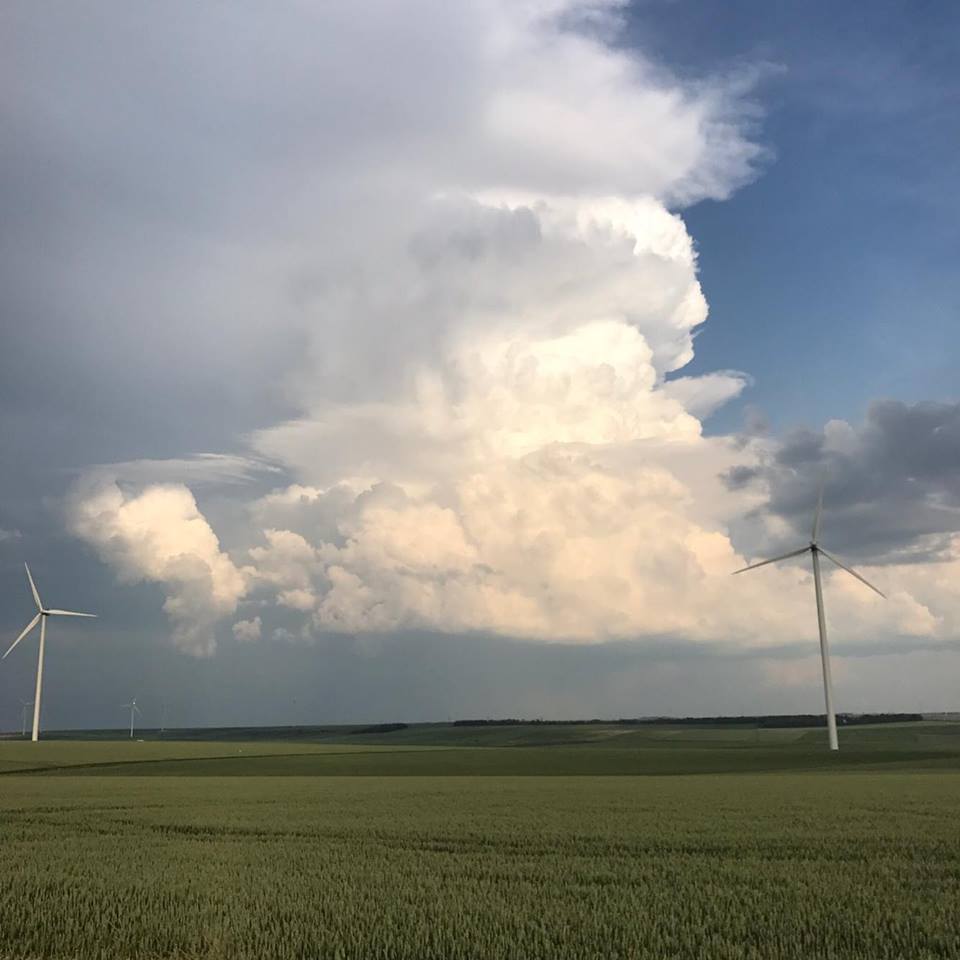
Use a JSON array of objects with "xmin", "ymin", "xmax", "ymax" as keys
[
  {"xmin": 732, "ymin": 540, "xmax": 885, "ymax": 599},
  {"xmin": 4, "ymin": 564, "xmax": 97, "ymax": 661}
]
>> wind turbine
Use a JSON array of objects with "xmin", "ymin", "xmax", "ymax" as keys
[
  {"xmin": 19, "ymin": 699, "xmax": 34, "ymax": 738},
  {"xmin": 4, "ymin": 563, "xmax": 96, "ymax": 741},
  {"xmin": 122, "ymin": 699, "xmax": 142, "ymax": 739},
  {"xmin": 733, "ymin": 489, "xmax": 886, "ymax": 752}
]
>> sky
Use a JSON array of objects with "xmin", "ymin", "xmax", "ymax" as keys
[{"xmin": 1, "ymin": 0, "xmax": 958, "ymax": 731}]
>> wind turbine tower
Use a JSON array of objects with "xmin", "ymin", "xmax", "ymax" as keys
[
  {"xmin": 733, "ymin": 489, "xmax": 886, "ymax": 751},
  {"xmin": 122, "ymin": 699, "xmax": 142, "ymax": 739},
  {"xmin": 4, "ymin": 564, "xmax": 97, "ymax": 741}
]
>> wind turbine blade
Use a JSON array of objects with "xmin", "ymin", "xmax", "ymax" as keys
[
  {"xmin": 45, "ymin": 610, "xmax": 97, "ymax": 618},
  {"xmin": 24, "ymin": 563, "xmax": 42, "ymax": 611},
  {"xmin": 818, "ymin": 548, "xmax": 886, "ymax": 599},
  {"xmin": 732, "ymin": 546, "xmax": 810, "ymax": 575},
  {"xmin": 3, "ymin": 614, "xmax": 41, "ymax": 659},
  {"xmin": 811, "ymin": 482, "xmax": 825, "ymax": 543},
  {"xmin": 134, "ymin": 705, "xmax": 142, "ymax": 716}
]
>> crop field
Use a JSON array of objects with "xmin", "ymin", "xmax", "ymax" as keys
[{"xmin": 1, "ymin": 723, "xmax": 958, "ymax": 959}]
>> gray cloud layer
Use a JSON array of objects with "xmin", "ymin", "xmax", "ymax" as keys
[{"xmin": 729, "ymin": 400, "xmax": 960, "ymax": 564}]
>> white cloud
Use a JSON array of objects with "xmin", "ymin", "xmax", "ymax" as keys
[
  {"xmin": 241, "ymin": 189, "xmax": 775, "ymax": 647},
  {"xmin": 278, "ymin": 589, "xmax": 318, "ymax": 612},
  {"xmin": 247, "ymin": 529, "xmax": 322, "ymax": 595},
  {"xmin": 232, "ymin": 617, "xmax": 262, "ymax": 643},
  {"xmin": 252, "ymin": 194, "xmax": 738, "ymax": 484},
  {"xmin": 62, "ymin": 1, "xmax": 921, "ymax": 658},
  {"xmin": 66, "ymin": 480, "xmax": 247, "ymax": 656},
  {"xmin": 60, "ymin": 1, "xmax": 959, "ymax": 657},
  {"xmin": 250, "ymin": 435, "xmax": 953, "ymax": 651},
  {"xmin": 2, "ymin": 0, "xmax": 953, "ymax": 721}
]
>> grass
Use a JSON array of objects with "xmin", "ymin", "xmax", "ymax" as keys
[
  {"xmin": 1, "ymin": 721, "xmax": 957, "ymax": 777},
  {"xmin": 0, "ymin": 723, "xmax": 958, "ymax": 958}
]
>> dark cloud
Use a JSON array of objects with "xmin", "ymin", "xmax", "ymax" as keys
[
  {"xmin": 729, "ymin": 400, "xmax": 960, "ymax": 563},
  {"xmin": 722, "ymin": 464, "xmax": 759, "ymax": 490}
]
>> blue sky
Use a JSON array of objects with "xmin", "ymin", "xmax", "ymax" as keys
[
  {"xmin": 631, "ymin": 0, "xmax": 959, "ymax": 433},
  {"xmin": 1, "ymin": 1, "xmax": 958, "ymax": 730}
]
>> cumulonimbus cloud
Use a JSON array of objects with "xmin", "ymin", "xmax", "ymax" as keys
[
  {"xmin": 61, "ymin": 1, "xmax": 958, "ymax": 658},
  {"xmin": 242, "ymin": 193, "xmax": 954, "ymax": 651}
]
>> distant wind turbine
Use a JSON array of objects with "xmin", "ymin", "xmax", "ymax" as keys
[
  {"xmin": 4, "ymin": 563, "xmax": 97, "ymax": 741},
  {"xmin": 19, "ymin": 699, "xmax": 34, "ymax": 738},
  {"xmin": 733, "ymin": 488, "xmax": 886, "ymax": 752},
  {"xmin": 122, "ymin": 699, "xmax": 142, "ymax": 739}
]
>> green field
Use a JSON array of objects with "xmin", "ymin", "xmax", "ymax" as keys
[{"xmin": 1, "ymin": 723, "xmax": 958, "ymax": 959}]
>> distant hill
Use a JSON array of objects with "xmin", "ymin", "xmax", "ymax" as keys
[
  {"xmin": 453, "ymin": 713, "xmax": 925, "ymax": 729},
  {"xmin": 2, "ymin": 713, "xmax": 936, "ymax": 744}
]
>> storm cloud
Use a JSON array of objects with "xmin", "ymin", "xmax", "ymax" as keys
[
  {"xmin": 729, "ymin": 400, "xmax": 960, "ymax": 564},
  {"xmin": 1, "ymin": 0, "xmax": 957, "ymax": 727}
]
